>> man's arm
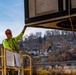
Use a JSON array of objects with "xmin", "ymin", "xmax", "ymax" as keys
[
  {"xmin": 14, "ymin": 25, "xmax": 27, "ymax": 41},
  {"xmin": 22, "ymin": 25, "xmax": 27, "ymax": 33}
]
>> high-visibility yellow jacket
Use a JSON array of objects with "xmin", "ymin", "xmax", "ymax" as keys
[{"xmin": 2, "ymin": 32, "xmax": 24, "ymax": 52}]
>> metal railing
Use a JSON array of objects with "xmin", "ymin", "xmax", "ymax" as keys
[{"xmin": 0, "ymin": 47, "xmax": 32, "ymax": 75}]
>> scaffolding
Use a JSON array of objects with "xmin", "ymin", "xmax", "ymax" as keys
[{"xmin": 0, "ymin": 46, "xmax": 32, "ymax": 75}]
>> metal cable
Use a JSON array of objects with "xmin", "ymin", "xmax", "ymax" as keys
[{"xmin": 68, "ymin": 0, "xmax": 76, "ymax": 40}]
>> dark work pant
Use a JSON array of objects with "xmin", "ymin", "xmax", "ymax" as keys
[{"xmin": 9, "ymin": 71, "xmax": 18, "ymax": 75}]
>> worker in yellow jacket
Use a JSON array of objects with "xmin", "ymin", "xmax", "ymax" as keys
[{"xmin": 2, "ymin": 25, "xmax": 27, "ymax": 52}]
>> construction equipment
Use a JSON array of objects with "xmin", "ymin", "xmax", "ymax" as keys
[{"xmin": 0, "ymin": 47, "xmax": 32, "ymax": 75}]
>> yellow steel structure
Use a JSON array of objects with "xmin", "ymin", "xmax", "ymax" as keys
[{"xmin": 0, "ymin": 46, "xmax": 32, "ymax": 75}]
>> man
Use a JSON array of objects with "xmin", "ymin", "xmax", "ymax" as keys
[
  {"xmin": 3, "ymin": 25, "xmax": 27, "ymax": 75},
  {"xmin": 3, "ymin": 25, "xmax": 27, "ymax": 52}
]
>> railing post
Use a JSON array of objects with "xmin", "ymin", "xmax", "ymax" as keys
[{"xmin": 4, "ymin": 49, "xmax": 6, "ymax": 75}]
